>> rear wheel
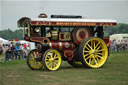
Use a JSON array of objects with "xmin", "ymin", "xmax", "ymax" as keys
[
  {"xmin": 43, "ymin": 49, "xmax": 62, "ymax": 71},
  {"xmin": 27, "ymin": 49, "xmax": 43, "ymax": 70},
  {"xmin": 79, "ymin": 37, "xmax": 108, "ymax": 68}
]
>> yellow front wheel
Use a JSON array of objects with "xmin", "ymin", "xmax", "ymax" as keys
[
  {"xmin": 79, "ymin": 37, "xmax": 108, "ymax": 68},
  {"xmin": 43, "ymin": 49, "xmax": 62, "ymax": 71},
  {"xmin": 27, "ymin": 49, "xmax": 43, "ymax": 70}
]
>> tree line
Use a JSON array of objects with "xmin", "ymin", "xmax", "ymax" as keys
[
  {"xmin": 0, "ymin": 28, "xmax": 24, "ymax": 40},
  {"xmin": 0, "ymin": 23, "xmax": 128, "ymax": 40},
  {"xmin": 108, "ymin": 23, "xmax": 128, "ymax": 35}
]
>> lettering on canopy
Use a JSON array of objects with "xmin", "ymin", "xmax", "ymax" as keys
[{"xmin": 30, "ymin": 21, "xmax": 116, "ymax": 26}]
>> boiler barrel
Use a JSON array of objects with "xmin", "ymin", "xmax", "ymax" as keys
[{"xmin": 49, "ymin": 41, "xmax": 75, "ymax": 50}]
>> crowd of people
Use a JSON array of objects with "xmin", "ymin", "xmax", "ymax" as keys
[
  {"xmin": 0, "ymin": 42, "xmax": 30, "ymax": 62},
  {"xmin": 109, "ymin": 39, "xmax": 128, "ymax": 52}
]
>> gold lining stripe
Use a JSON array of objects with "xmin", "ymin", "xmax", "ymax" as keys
[
  {"xmin": 59, "ymin": 42, "xmax": 62, "ymax": 50},
  {"xmin": 49, "ymin": 42, "xmax": 52, "ymax": 48}
]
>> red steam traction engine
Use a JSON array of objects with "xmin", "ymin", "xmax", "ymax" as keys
[{"xmin": 18, "ymin": 13, "xmax": 117, "ymax": 71}]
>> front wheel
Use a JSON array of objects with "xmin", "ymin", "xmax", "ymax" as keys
[
  {"xmin": 27, "ymin": 49, "xmax": 43, "ymax": 70},
  {"xmin": 79, "ymin": 37, "xmax": 108, "ymax": 68},
  {"xmin": 43, "ymin": 49, "xmax": 62, "ymax": 71}
]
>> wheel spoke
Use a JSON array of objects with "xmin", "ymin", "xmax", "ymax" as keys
[
  {"xmin": 53, "ymin": 62, "xmax": 57, "ymax": 68},
  {"xmin": 92, "ymin": 55, "xmax": 98, "ymax": 65},
  {"xmin": 49, "ymin": 63, "xmax": 52, "ymax": 68},
  {"xmin": 97, "ymin": 53, "xmax": 103, "ymax": 55},
  {"xmin": 54, "ymin": 54, "xmax": 57, "ymax": 58},
  {"xmin": 47, "ymin": 62, "xmax": 52, "ymax": 68},
  {"xmin": 91, "ymin": 58, "xmax": 94, "ymax": 65},
  {"xmin": 96, "ymin": 49, "xmax": 105, "ymax": 52},
  {"xmin": 85, "ymin": 55, "xmax": 91, "ymax": 60},
  {"xmin": 91, "ymin": 40, "xmax": 93, "ymax": 48},
  {"xmin": 30, "ymin": 54, "xmax": 35, "ymax": 58},
  {"xmin": 54, "ymin": 54, "xmax": 58, "ymax": 59},
  {"xmin": 96, "ymin": 44, "xmax": 102, "ymax": 51},
  {"xmin": 53, "ymin": 62, "xmax": 57, "ymax": 67},
  {"xmin": 33, "ymin": 52, "xmax": 37, "ymax": 58},
  {"xmin": 97, "ymin": 55, "xmax": 104, "ymax": 59},
  {"xmin": 83, "ymin": 50, "xmax": 89, "ymax": 53},
  {"xmin": 84, "ymin": 46, "xmax": 90, "ymax": 51},
  {"xmin": 89, "ymin": 57, "xmax": 92, "ymax": 64},
  {"xmin": 55, "ymin": 61, "xmax": 58, "ymax": 65},
  {"xmin": 47, "ymin": 55, "xmax": 51, "ymax": 59},
  {"xmin": 94, "ymin": 58, "xmax": 98, "ymax": 65},
  {"xmin": 48, "ymin": 53, "xmax": 53, "ymax": 58},
  {"xmin": 94, "ymin": 40, "xmax": 96, "ymax": 50},
  {"xmin": 87, "ymin": 43, "xmax": 93, "ymax": 50},
  {"xmin": 95, "ymin": 41, "xmax": 100, "ymax": 49},
  {"xmin": 54, "ymin": 60, "xmax": 59, "ymax": 63},
  {"xmin": 46, "ymin": 58, "xmax": 50, "ymax": 61},
  {"xmin": 83, "ymin": 54, "xmax": 90, "ymax": 58},
  {"xmin": 54, "ymin": 57, "xmax": 58, "ymax": 60},
  {"xmin": 96, "ymin": 57, "xmax": 99, "ymax": 63}
]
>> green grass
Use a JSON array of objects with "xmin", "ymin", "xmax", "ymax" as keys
[{"xmin": 0, "ymin": 51, "xmax": 128, "ymax": 85}]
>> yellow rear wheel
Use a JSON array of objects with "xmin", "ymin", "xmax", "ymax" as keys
[
  {"xmin": 43, "ymin": 49, "xmax": 62, "ymax": 71},
  {"xmin": 27, "ymin": 49, "xmax": 43, "ymax": 70},
  {"xmin": 79, "ymin": 37, "xmax": 108, "ymax": 68}
]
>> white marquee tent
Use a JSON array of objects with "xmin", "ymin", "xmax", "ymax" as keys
[
  {"xmin": 110, "ymin": 34, "xmax": 128, "ymax": 42},
  {"xmin": 0, "ymin": 37, "xmax": 8, "ymax": 44}
]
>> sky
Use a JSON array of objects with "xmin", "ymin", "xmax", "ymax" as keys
[{"xmin": 0, "ymin": 0, "xmax": 128, "ymax": 31}]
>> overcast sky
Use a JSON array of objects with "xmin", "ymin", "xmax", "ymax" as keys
[{"xmin": 0, "ymin": 0, "xmax": 128, "ymax": 31}]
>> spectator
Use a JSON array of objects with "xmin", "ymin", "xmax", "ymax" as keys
[
  {"xmin": 24, "ymin": 43, "xmax": 27, "ymax": 50},
  {"xmin": 27, "ymin": 43, "xmax": 31, "ymax": 50},
  {"xmin": 11, "ymin": 43, "xmax": 15, "ymax": 60},
  {"xmin": 15, "ymin": 44, "xmax": 21, "ymax": 60},
  {"xmin": 112, "ymin": 39, "xmax": 117, "ymax": 52},
  {"xmin": 108, "ymin": 40, "xmax": 112, "ymax": 52},
  {"xmin": 116, "ymin": 40, "xmax": 121, "ymax": 52},
  {"xmin": 5, "ymin": 45, "xmax": 12, "ymax": 62},
  {"xmin": 121, "ymin": 40, "xmax": 126, "ymax": 50},
  {"xmin": 19, "ymin": 44, "xmax": 24, "ymax": 60},
  {"xmin": 0, "ymin": 42, "xmax": 3, "ymax": 55}
]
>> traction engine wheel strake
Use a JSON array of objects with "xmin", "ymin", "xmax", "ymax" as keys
[
  {"xmin": 43, "ymin": 49, "xmax": 62, "ymax": 71},
  {"xmin": 27, "ymin": 49, "xmax": 43, "ymax": 70},
  {"xmin": 79, "ymin": 37, "xmax": 108, "ymax": 68}
]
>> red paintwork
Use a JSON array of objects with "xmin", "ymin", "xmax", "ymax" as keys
[
  {"xmin": 73, "ymin": 27, "xmax": 92, "ymax": 45},
  {"xmin": 79, "ymin": 31, "xmax": 86, "ymax": 39},
  {"xmin": 62, "ymin": 42, "xmax": 74, "ymax": 50},
  {"xmin": 60, "ymin": 34, "xmax": 64, "ymax": 39},
  {"xmin": 64, "ymin": 51, "xmax": 73, "ymax": 58},
  {"xmin": 30, "ymin": 37, "xmax": 49, "ymax": 44},
  {"xmin": 64, "ymin": 51, "xmax": 74, "ymax": 61},
  {"xmin": 50, "ymin": 41, "xmax": 59, "ymax": 49},
  {"xmin": 103, "ymin": 38, "xmax": 109, "ymax": 44},
  {"xmin": 50, "ymin": 41, "xmax": 74, "ymax": 50}
]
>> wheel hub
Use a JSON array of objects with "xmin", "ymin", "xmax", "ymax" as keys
[
  {"xmin": 89, "ymin": 50, "xmax": 96, "ymax": 54},
  {"xmin": 49, "ymin": 58, "xmax": 54, "ymax": 62}
]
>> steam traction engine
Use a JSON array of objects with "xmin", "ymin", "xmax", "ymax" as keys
[{"xmin": 18, "ymin": 14, "xmax": 117, "ymax": 71}]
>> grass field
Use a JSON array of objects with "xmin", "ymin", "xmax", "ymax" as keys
[{"xmin": 0, "ymin": 51, "xmax": 128, "ymax": 85}]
